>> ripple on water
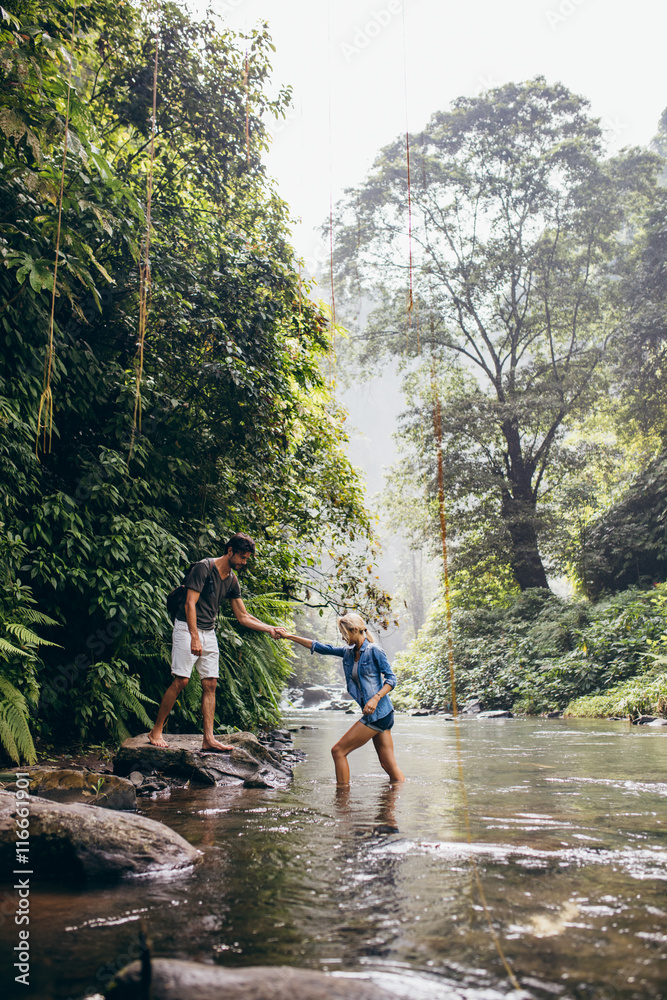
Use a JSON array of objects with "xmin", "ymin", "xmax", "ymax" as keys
[
  {"xmin": 545, "ymin": 776, "xmax": 667, "ymax": 797},
  {"xmin": 369, "ymin": 837, "xmax": 667, "ymax": 880}
]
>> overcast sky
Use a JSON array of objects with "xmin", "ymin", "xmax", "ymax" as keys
[{"xmin": 197, "ymin": 0, "xmax": 667, "ymax": 278}]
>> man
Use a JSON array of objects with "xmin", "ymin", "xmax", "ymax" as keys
[{"xmin": 149, "ymin": 533, "xmax": 280, "ymax": 751}]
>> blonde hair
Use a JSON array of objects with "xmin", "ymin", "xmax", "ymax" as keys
[{"xmin": 337, "ymin": 612, "xmax": 376, "ymax": 644}]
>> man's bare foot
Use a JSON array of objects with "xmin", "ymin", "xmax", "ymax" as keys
[
  {"xmin": 148, "ymin": 732, "xmax": 168, "ymax": 748},
  {"xmin": 201, "ymin": 738, "xmax": 234, "ymax": 752}
]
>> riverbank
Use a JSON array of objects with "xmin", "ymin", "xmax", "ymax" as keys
[{"xmin": 393, "ymin": 585, "xmax": 667, "ymax": 720}]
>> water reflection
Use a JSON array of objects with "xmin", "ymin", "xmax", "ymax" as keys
[{"xmin": 335, "ymin": 782, "xmax": 400, "ymax": 836}]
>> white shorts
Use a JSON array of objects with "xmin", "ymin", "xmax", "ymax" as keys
[{"xmin": 171, "ymin": 620, "xmax": 219, "ymax": 679}]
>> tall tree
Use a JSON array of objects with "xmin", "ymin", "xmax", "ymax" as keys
[{"xmin": 333, "ymin": 79, "xmax": 659, "ymax": 590}]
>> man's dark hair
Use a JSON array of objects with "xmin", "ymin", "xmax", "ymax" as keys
[{"xmin": 225, "ymin": 533, "xmax": 256, "ymax": 557}]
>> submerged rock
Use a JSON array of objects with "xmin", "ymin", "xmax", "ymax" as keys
[
  {"xmin": 0, "ymin": 789, "xmax": 200, "ymax": 880},
  {"xmin": 114, "ymin": 733, "xmax": 293, "ymax": 790},
  {"xmin": 107, "ymin": 958, "xmax": 401, "ymax": 1000}
]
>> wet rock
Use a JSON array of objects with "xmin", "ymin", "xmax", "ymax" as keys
[
  {"xmin": 478, "ymin": 710, "xmax": 513, "ymax": 719},
  {"xmin": 460, "ymin": 698, "xmax": 482, "ymax": 715},
  {"xmin": 409, "ymin": 708, "xmax": 433, "ymax": 716},
  {"xmin": 633, "ymin": 715, "xmax": 657, "ymax": 725},
  {"xmin": 299, "ymin": 725, "xmax": 316, "ymax": 730},
  {"xmin": 647, "ymin": 718, "xmax": 667, "ymax": 727},
  {"xmin": 545, "ymin": 711, "xmax": 562, "ymax": 719},
  {"xmin": 128, "ymin": 771, "xmax": 145, "ymax": 787},
  {"xmin": 302, "ymin": 685, "xmax": 331, "ymax": 706},
  {"xmin": 136, "ymin": 779, "xmax": 169, "ymax": 797},
  {"xmin": 13, "ymin": 768, "xmax": 137, "ymax": 811},
  {"xmin": 113, "ymin": 733, "xmax": 293, "ymax": 790},
  {"xmin": 0, "ymin": 789, "xmax": 200, "ymax": 880},
  {"xmin": 328, "ymin": 700, "xmax": 356, "ymax": 711},
  {"xmin": 107, "ymin": 958, "xmax": 401, "ymax": 1000}
]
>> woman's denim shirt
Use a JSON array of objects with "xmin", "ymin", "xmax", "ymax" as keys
[{"xmin": 311, "ymin": 638, "xmax": 397, "ymax": 722}]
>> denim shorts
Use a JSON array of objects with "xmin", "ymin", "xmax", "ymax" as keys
[{"xmin": 360, "ymin": 710, "xmax": 394, "ymax": 733}]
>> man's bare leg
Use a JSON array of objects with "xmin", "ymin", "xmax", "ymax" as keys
[
  {"xmin": 149, "ymin": 675, "xmax": 190, "ymax": 747},
  {"xmin": 201, "ymin": 677, "xmax": 233, "ymax": 751}
]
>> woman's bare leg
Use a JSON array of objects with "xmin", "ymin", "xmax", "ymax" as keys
[
  {"xmin": 372, "ymin": 729, "xmax": 405, "ymax": 782},
  {"xmin": 331, "ymin": 720, "xmax": 376, "ymax": 785}
]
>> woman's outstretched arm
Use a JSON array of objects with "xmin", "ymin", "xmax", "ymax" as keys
[
  {"xmin": 277, "ymin": 629, "xmax": 346, "ymax": 657},
  {"xmin": 278, "ymin": 631, "xmax": 313, "ymax": 650}
]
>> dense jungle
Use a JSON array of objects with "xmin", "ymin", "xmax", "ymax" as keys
[{"xmin": 1, "ymin": 0, "xmax": 667, "ymax": 767}]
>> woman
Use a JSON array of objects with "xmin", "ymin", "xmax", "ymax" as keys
[{"xmin": 281, "ymin": 613, "xmax": 405, "ymax": 785}]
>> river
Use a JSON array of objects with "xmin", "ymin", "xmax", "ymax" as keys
[{"xmin": 2, "ymin": 714, "xmax": 667, "ymax": 1000}]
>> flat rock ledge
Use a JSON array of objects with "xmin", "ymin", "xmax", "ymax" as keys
[
  {"xmin": 0, "ymin": 789, "xmax": 201, "ymax": 880},
  {"xmin": 107, "ymin": 958, "xmax": 402, "ymax": 1000},
  {"xmin": 1, "ymin": 767, "xmax": 136, "ymax": 810},
  {"xmin": 114, "ymin": 733, "xmax": 295, "ymax": 791}
]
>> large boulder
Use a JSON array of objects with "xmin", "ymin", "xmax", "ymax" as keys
[
  {"xmin": 107, "ymin": 958, "xmax": 402, "ymax": 1000},
  {"xmin": 301, "ymin": 685, "xmax": 331, "ymax": 706},
  {"xmin": 0, "ymin": 789, "xmax": 201, "ymax": 880},
  {"xmin": 13, "ymin": 767, "xmax": 137, "ymax": 810},
  {"xmin": 113, "ymin": 733, "xmax": 293, "ymax": 789}
]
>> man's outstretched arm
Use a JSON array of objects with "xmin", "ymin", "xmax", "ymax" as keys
[{"xmin": 229, "ymin": 598, "xmax": 280, "ymax": 639}]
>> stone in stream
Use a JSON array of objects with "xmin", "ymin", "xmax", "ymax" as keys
[
  {"xmin": 1, "ymin": 767, "xmax": 136, "ymax": 810},
  {"xmin": 114, "ymin": 733, "xmax": 293, "ymax": 789},
  {"xmin": 646, "ymin": 718, "xmax": 667, "ymax": 727},
  {"xmin": 633, "ymin": 715, "xmax": 657, "ymax": 725},
  {"xmin": 301, "ymin": 684, "xmax": 331, "ymax": 706},
  {"xmin": 107, "ymin": 957, "xmax": 403, "ymax": 1000},
  {"xmin": 0, "ymin": 789, "xmax": 201, "ymax": 880},
  {"xmin": 477, "ymin": 710, "xmax": 513, "ymax": 719}
]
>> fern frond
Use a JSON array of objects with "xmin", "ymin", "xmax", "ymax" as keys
[
  {"xmin": 0, "ymin": 636, "xmax": 33, "ymax": 659},
  {"xmin": 0, "ymin": 701, "xmax": 36, "ymax": 764},
  {"xmin": 4, "ymin": 622, "xmax": 60, "ymax": 648},
  {"xmin": 17, "ymin": 608, "xmax": 59, "ymax": 627},
  {"xmin": 0, "ymin": 713, "xmax": 19, "ymax": 764},
  {"xmin": 0, "ymin": 676, "xmax": 36, "ymax": 764},
  {"xmin": 111, "ymin": 684, "xmax": 154, "ymax": 729}
]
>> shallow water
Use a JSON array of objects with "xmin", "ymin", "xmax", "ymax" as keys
[{"xmin": 2, "ymin": 715, "xmax": 667, "ymax": 1000}]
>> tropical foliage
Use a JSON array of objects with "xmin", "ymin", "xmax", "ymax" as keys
[
  {"xmin": 394, "ymin": 584, "xmax": 667, "ymax": 717},
  {"xmin": 0, "ymin": 0, "xmax": 387, "ymax": 759}
]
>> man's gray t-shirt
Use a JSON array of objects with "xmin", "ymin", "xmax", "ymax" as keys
[{"xmin": 175, "ymin": 558, "xmax": 241, "ymax": 631}]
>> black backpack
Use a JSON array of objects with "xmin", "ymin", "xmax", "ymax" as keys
[{"xmin": 166, "ymin": 558, "xmax": 214, "ymax": 623}]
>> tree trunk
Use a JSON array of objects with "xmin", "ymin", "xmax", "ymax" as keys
[{"xmin": 501, "ymin": 488, "xmax": 549, "ymax": 590}]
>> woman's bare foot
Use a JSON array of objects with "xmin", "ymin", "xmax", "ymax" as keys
[
  {"xmin": 148, "ymin": 732, "xmax": 168, "ymax": 748},
  {"xmin": 201, "ymin": 738, "xmax": 234, "ymax": 752}
]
